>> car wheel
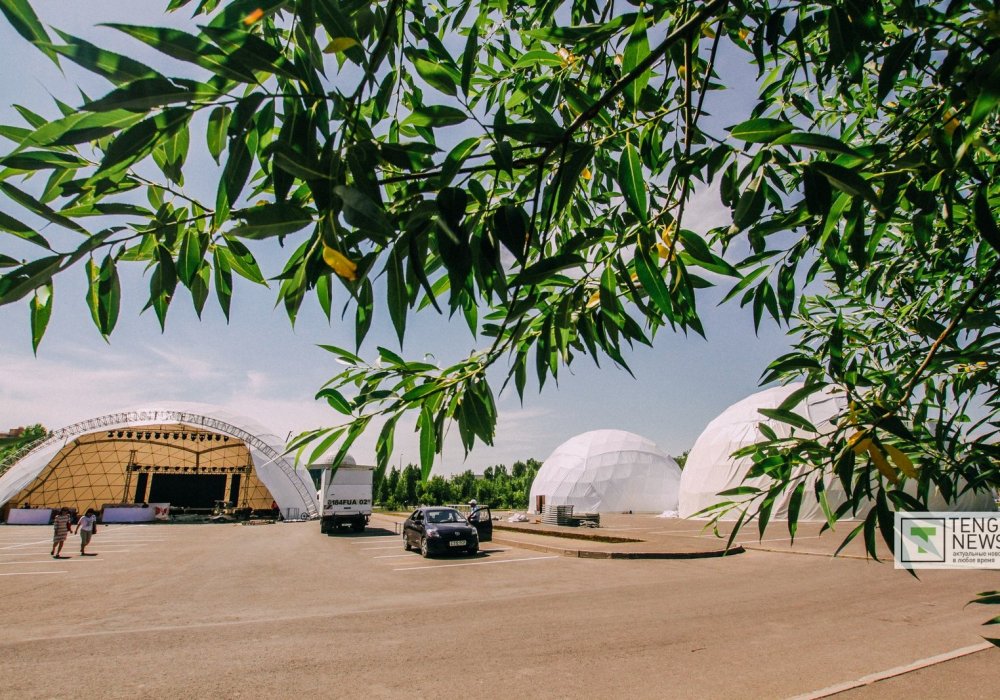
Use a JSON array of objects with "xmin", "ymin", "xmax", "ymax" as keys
[
  {"xmin": 402, "ymin": 533, "xmax": 411, "ymax": 551},
  {"xmin": 467, "ymin": 545, "xmax": 478, "ymax": 556},
  {"xmin": 420, "ymin": 537, "xmax": 430, "ymax": 558}
]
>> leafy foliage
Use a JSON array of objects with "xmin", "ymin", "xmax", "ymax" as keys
[
  {"xmin": 0, "ymin": 424, "xmax": 48, "ymax": 472},
  {"xmin": 1, "ymin": 1, "xmax": 998, "ymax": 561}
]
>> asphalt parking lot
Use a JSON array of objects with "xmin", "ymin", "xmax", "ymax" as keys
[{"xmin": 1, "ymin": 516, "xmax": 996, "ymax": 699}]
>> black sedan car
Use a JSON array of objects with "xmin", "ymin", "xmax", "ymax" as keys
[{"xmin": 402, "ymin": 506, "xmax": 492, "ymax": 557}]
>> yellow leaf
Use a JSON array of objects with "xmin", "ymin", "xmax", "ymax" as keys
[
  {"xmin": 738, "ymin": 28, "xmax": 749, "ymax": 42},
  {"xmin": 243, "ymin": 8, "xmax": 264, "ymax": 25},
  {"xmin": 867, "ymin": 445, "xmax": 899, "ymax": 485},
  {"xmin": 702, "ymin": 26, "xmax": 717, "ymax": 39},
  {"xmin": 847, "ymin": 431, "xmax": 870, "ymax": 454},
  {"xmin": 586, "ymin": 291, "xmax": 600, "ymax": 309},
  {"xmin": 883, "ymin": 444, "xmax": 918, "ymax": 479},
  {"xmin": 325, "ymin": 37, "xmax": 359, "ymax": 53},
  {"xmin": 678, "ymin": 65, "xmax": 687, "ymax": 78},
  {"xmin": 322, "ymin": 245, "xmax": 358, "ymax": 281},
  {"xmin": 581, "ymin": 167, "xmax": 592, "ymax": 181},
  {"xmin": 942, "ymin": 108, "xmax": 959, "ymax": 135}
]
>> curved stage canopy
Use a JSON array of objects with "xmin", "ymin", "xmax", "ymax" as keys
[{"xmin": 0, "ymin": 404, "xmax": 317, "ymax": 519}]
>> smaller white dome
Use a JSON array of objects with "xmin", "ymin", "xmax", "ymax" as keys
[{"xmin": 529, "ymin": 430, "xmax": 681, "ymax": 513}]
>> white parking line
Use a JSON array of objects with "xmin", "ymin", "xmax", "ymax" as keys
[
  {"xmin": 737, "ymin": 535, "xmax": 822, "ymax": 544},
  {"xmin": 0, "ymin": 540, "xmax": 50, "ymax": 550},
  {"xmin": 0, "ymin": 559, "xmax": 105, "ymax": 565},
  {"xmin": 377, "ymin": 548, "xmax": 511, "ymax": 560},
  {"xmin": 0, "ymin": 570, "xmax": 68, "ymax": 576},
  {"xmin": 395, "ymin": 555, "xmax": 558, "ymax": 571},
  {"xmin": 361, "ymin": 545, "xmax": 403, "ymax": 550},
  {"xmin": 350, "ymin": 537, "xmax": 398, "ymax": 543}
]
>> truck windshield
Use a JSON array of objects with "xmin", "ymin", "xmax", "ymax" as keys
[{"xmin": 426, "ymin": 509, "xmax": 464, "ymax": 524}]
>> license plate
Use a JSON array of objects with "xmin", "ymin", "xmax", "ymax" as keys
[{"xmin": 449, "ymin": 540, "xmax": 467, "ymax": 547}]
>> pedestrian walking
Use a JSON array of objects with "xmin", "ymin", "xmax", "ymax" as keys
[
  {"xmin": 50, "ymin": 507, "xmax": 72, "ymax": 558},
  {"xmin": 76, "ymin": 508, "xmax": 98, "ymax": 556}
]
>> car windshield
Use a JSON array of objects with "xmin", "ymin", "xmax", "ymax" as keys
[{"xmin": 425, "ymin": 509, "xmax": 464, "ymax": 524}]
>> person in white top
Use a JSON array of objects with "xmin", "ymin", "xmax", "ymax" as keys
[{"xmin": 76, "ymin": 508, "xmax": 98, "ymax": 556}]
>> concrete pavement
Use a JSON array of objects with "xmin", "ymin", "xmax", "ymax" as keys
[{"xmin": 0, "ymin": 517, "xmax": 995, "ymax": 698}]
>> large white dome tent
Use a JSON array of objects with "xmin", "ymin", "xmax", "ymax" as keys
[
  {"xmin": 678, "ymin": 383, "xmax": 847, "ymax": 521},
  {"xmin": 0, "ymin": 403, "xmax": 318, "ymax": 520},
  {"xmin": 677, "ymin": 385, "xmax": 997, "ymax": 520},
  {"xmin": 529, "ymin": 429, "xmax": 681, "ymax": 514}
]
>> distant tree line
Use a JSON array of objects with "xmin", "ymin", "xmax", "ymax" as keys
[
  {"xmin": 374, "ymin": 459, "xmax": 542, "ymax": 512},
  {"xmin": 373, "ymin": 451, "xmax": 689, "ymax": 511}
]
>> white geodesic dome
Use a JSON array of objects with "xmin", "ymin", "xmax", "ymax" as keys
[
  {"xmin": 677, "ymin": 384, "xmax": 997, "ymax": 520},
  {"xmin": 678, "ymin": 384, "xmax": 846, "ymax": 520},
  {"xmin": 528, "ymin": 430, "xmax": 681, "ymax": 513}
]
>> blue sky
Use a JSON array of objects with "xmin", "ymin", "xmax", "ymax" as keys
[{"xmin": 0, "ymin": 2, "xmax": 793, "ymax": 474}]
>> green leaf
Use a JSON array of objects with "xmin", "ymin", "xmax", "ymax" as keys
[
  {"xmin": 554, "ymin": 143, "xmax": 594, "ymax": 213},
  {"xmin": 618, "ymin": 140, "xmax": 647, "ymax": 222},
  {"xmin": 93, "ymin": 108, "xmax": 190, "ymax": 178},
  {"xmin": 810, "ymin": 161, "xmax": 880, "ymax": 209},
  {"xmin": 492, "ymin": 203, "xmax": 529, "ymax": 264},
  {"xmin": 728, "ymin": 118, "xmax": 794, "ymax": 143},
  {"xmin": 334, "ymin": 186, "xmax": 391, "ymax": 237},
  {"xmin": 0, "ymin": 182, "xmax": 89, "ymax": 235},
  {"xmin": 418, "ymin": 404, "xmax": 436, "ymax": 481},
  {"xmin": 85, "ymin": 255, "xmax": 120, "ymax": 337},
  {"xmin": 0, "ymin": 0, "xmax": 57, "ymax": 62},
  {"xmin": 460, "ymin": 20, "xmax": 478, "ymax": 96},
  {"xmin": 438, "ymin": 136, "xmax": 480, "ymax": 187},
  {"xmin": 513, "ymin": 253, "xmax": 583, "ymax": 286},
  {"xmin": 633, "ymin": 246, "xmax": 673, "ymax": 319},
  {"xmin": 757, "ymin": 407, "xmax": 818, "ymax": 433},
  {"xmin": 206, "ymin": 105, "xmax": 231, "ymax": 163},
  {"xmin": 413, "ymin": 56, "xmax": 459, "ymax": 96},
  {"xmin": 385, "ymin": 246, "xmax": 407, "ymax": 346},
  {"xmin": 212, "ymin": 245, "xmax": 232, "ymax": 320},
  {"xmin": 315, "ymin": 387, "xmax": 353, "ymax": 415},
  {"xmin": 513, "ymin": 49, "xmax": 563, "ymax": 69},
  {"xmin": 974, "ymin": 191, "xmax": 1000, "ymax": 254},
  {"xmin": 25, "ymin": 110, "xmax": 145, "ymax": 147},
  {"xmin": 0, "ymin": 210, "xmax": 51, "ymax": 249},
  {"xmin": 772, "ymin": 132, "xmax": 861, "ymax": 157},
  {"xmin": 105, "ymin": 24, "xmax": 255, "ymax": 82},
  {"xmin": 622, "ymin": 12, "xmax": 649, "ymax": 112},
  {"xmin": 215, "ymin": 135, "xmax": 253, "ymax": 228},
  {"xmin": 48, "ymin": 30, "xmax": 160, "ymax": 84},
  {"xmin": 678, "ymin": 229, "xmax": 739, "ymax": 277},
  {"xmin": 84, "ymin": 77, "xmax": 197, "ymax": 112},
  {"xmin": 177, "ymin": 228, "xmax": 204, "ymax": 286},
  {"xmin": 787, "ymin": 482, "xmax": 805, "ymax": 543},
  {"xmin": 29, "ymin": 281, "xmax": 52, "ymax": 354},
  {"xmin": 877, "ymin": 34, "xmax": 917, "ymax": 103},
  {"xmin": 230, "ymin": 203, "xmax": 314, "ymax": 239},
  {"xmin": 213, "ymin": 239, "xmax": 262, "ymax": 286},
  {"xmin": 403, "ymin": 105, "xmax": 468, "ymax": 128}
]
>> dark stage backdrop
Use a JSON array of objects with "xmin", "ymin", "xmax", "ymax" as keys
[{"xmin": 148, "ymin": 474, "xmax": 226, "ymax": 508}]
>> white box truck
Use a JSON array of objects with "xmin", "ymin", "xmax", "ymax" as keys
[{"xmin": 318, "ymin": 463, "xmax": 373, "ymax": 534}]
